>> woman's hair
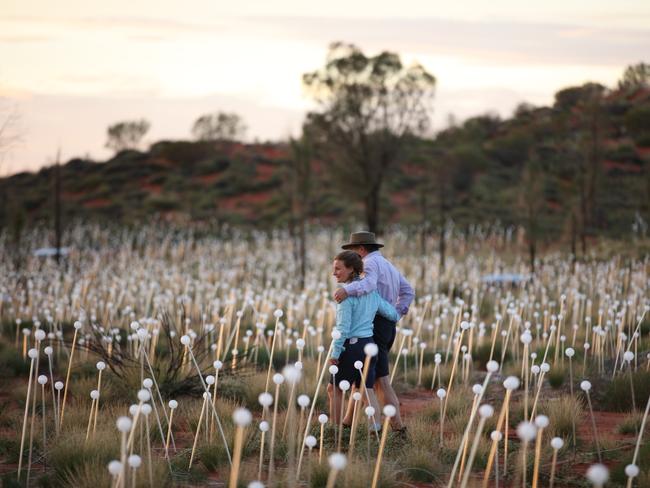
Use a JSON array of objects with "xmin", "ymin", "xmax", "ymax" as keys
[{"xmin": 334, "ymin": 250, "xmax": 364, "ymax": 280}]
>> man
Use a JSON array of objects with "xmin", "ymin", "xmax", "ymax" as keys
[{"xmin": 333, "ymin": 231, "xmax": 415, "ymax": 433}]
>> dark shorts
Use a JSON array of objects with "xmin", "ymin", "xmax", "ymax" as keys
[
  {"xmin": 329, "ymin": 337, "xmax": 377, "ymax": 389},
  {"xmin": 373, "ymin": 314, "xmax": 397, "ymax": 378}
]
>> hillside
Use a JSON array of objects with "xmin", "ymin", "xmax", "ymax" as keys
[{"xmin": 1, "ymin": 84, "xmax": 649, "ymax": 238}]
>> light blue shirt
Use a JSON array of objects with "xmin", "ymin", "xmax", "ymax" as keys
[
  {"xmin": 332, "ymin": 289, "xmax": 399, "ymax": 359},
  {"xmin": 343, "ymin": 251, "xmax": 415, "ymax": 316}
]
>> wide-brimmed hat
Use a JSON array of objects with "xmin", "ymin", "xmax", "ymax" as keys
[{"xmin": 341, "ymin": 231, "xmax": 384, "ymax": 250}]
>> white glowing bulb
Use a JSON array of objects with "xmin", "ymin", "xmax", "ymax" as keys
[
  {"xmin": 472, "ymin": 384, "xmax": 483, "ymax": 395},
  {"xmin": 354, "ymin": 360, "xmax": 363, "ymax": 370},
  {"xmin": 486, "ymin": 360, "xmax": 499, "ymax": 373},
  {"xmin": 625, "ymin": 464, "xmax": 639, "ymax": 478},
  {"xmin": 436, "ymin": 388, "xmax": 446, "ymax": 399},
  {"xmin": 180, "ymin": 335, "xmax": 191, "ymax": 346},
  {"xmin": 55, "ymin": 381, "xmax": 64, "ymax": 390},
  {"xmin": 141, "ymin": 404, "xmax": 152, "ymax": 415},
  {"xmin": 168, "ymin": 400, "xmax": 178, "ymax": 410},
  {"xmin": 490, "ymin": 430, "xmax": 503, "ymax": 442},
  {"xmin": 328, "ymin": 365, "xmax": 339, "ymax": 375},
  {"xmin": 137, "ymin": 389, "xmax": 151, "ymax": 402},
  {"xmin": 363, "ymin": 343, "xmax": 379, "ymax": 357},
  {"xmin": 503, "ymin": 376, "xmax": 520, "ymax": 390},
  {"xmin": 258, "ymin": 392, "xmax": 273, "ymax": 407},
  {"xmin": 565, "ymin": 347, "xmax": 575, "ymax": 358},
  {"xmin": 128, "ymin": 454, "xmax": 141, "ymax": 468},
  {"xmin": 142, "ymin": 378, "xmax": 153, "ymax": 389},
  {"xmin": 516, "ymin": 421, "xmax": 537, "ymax": 442},
  {"xmin": 233, "ymin": 408, "xmax": 252, "ymax": 427},
  {"xmin": 205, "ymin": 375, "xmax": 215, "ymax": 385},
  {"xmin": 305, "ymin": 435, "xmax": 317, "ymax": 448},
  {"xmin": 383, "ymin": 405, "xmax": 397, "ymax": 417},
  {"xmin": 580, "ymin": 380, "xmax": 592, "ymax": 392},
  {"xmin": 586, "ymin": 464, "xmax": 609, "ymax": 486},
  {"xmin": 318, "ymin": 414, "xmax": 329, "ymax": 424},
  {"xmin": 213, "ymin": 360, "xmax": 223, "ymax": 370},
  {"xmin": 297, "ymin": 394, "xmax": 310, "ymax": 408},
  {"xmin": 273, "ymin": 373, "xmax": 285, "ymax": 385},
  {"xmin": 282, "ymin": 365, "xmax": 301, "ymax": 384},
  {"xmin": 478, "ymin": 404, "xmax": 494, "ymax": 418},
  {"xmin": 28, "ymin": 348, "xmax": 38, "ymax": 359},
  {"xmin": 107, "ymin": 460, "xmax": 123, "ymax": 476},
  {"xmin": 550, "ymin": 437, "xmax": 564, "ymax": 449},
  {"xmin": 259, "ymin": 420, "xmax": 270, "ymax": 432},
  {"xmin": 534, "ymin": 415, "xmax": 549, "ymax": 429},
  {"xmin": 116, "ymin": 416, "xmax": 132, "ymax": 432},
  {"xmin": 37, "ymin": 375, "xmax": 48, "ymax": 385},
  {"xmin": 328, "ymin": 452, "xmax": 347, "ymax": 470}
]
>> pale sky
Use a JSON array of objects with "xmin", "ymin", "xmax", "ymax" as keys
[{"xmin": 1, "ymin": 0, "xmax": 649, "ymax": 175}]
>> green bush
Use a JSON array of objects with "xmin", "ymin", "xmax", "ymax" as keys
[
  {"xmin": 603, "ymin": 370, "xmax": 650, "ymax": 412},
  {"xmin": 0, "ymin": 343, "xmax": 30, "ymax": 377},
  {"xmin": 548, "ymin": 366, "xmax": 566, "ymax": 389}
]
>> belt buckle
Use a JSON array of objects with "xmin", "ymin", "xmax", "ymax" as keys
[{"xmin": 349, "ymin": 338, "xmax": 358, "ymax": 344}]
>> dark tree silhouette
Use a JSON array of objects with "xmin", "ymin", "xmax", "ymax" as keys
[
  {"xmin": 618, "ymin": 62, "xmax": 650, "ymax": 91},
  {"xmin": 303, "ymin": 42, "xmax": 436, "ymax": 233},
  {"xmin": 192, "ymin": 112, "xmax": 247, "ymax": 142},
  {"xmin": 105, "ymin": 119, "xmax": 150, "ymax": 152}
]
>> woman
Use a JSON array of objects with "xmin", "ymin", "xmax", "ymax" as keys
[{"xmin": 328, "ymin": 250, "xmax": 400, "ymax": 431}]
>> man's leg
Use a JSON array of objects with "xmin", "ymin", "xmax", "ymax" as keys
[
  {"xmin": 327, "ymin": 383, "xmax": 341, "ymax": 423},
  {"xmin": 372, "ymin": 315, "xmax": 405, "ymax": 430},
  {"xmin": 375, "ymin": 376, "xmax": 404, "ymax": 430}
]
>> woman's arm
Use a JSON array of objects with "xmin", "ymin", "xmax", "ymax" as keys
[
  {"xmin": 376, "ymin": 294, "xmax": 400, "ymax": 323},
  {"xmin": 343, "ymin": 258, "xmax": 378, "ymax": 297},
  {"xmin": 332, "ymin": 299, "xmax": 353, "ymax": 360}
]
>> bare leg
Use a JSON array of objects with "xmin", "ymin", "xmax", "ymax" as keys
[
  {"xmin": 365, "ymin": 389, "xmax": 382, "ymax": 428},
  {"xmin": 375, "ymin": 376, "xmax": 404, "ymax": 429},
  {"xmin": 327, "ymin": 384, "xmax": 341, "ymax": 423},
  {"xmin": 342, "ymin": 387, "xmax": 357, "ymax": 425}
]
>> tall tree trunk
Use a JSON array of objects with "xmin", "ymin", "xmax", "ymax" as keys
[
  {"xmin": 438, "ymin": 184, "xmax": 446, "ymax": 273},
  {"xmin": 529, "ymin": 238, "xmax": 536, "ymax": 274},
  {"xmin": 420, "ymin": 189, "xmax": 427, "ymax": 283},
  {"xmin": 527, "ymin": 207, "xmax": 536, "ymax": 274},
  {"xmin": 364, "ymin": 184, "xmax": 381, "ymax": 233},
  {"xmin": 298, "ymin": 214, "xmax": 306, "ymax": 290},
  {"xmin": 579, "ymin": 170, "xmax": 588, "ymax": 256},
  {"xmin": 571, "ymin": 210, "xmax": 577, "ymax": 273},
  {"xmin": 54, "ymin": 153, "xmax": 62, "ymax": 265},
  {"xmin": 587, "ymin": 107, "xmax": 601, "ymax": 228}
]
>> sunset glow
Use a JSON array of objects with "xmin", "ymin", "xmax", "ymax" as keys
[{"xmin": 1, "ymin": 0, "xmax": 649, "ymax": 174}]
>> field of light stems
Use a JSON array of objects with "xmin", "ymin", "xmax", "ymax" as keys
[{"xmin": 0, "ymin": 223, "xmax": 649, "ymax": 487}]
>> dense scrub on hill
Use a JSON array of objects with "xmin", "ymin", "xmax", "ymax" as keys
[{"xmin": 1, "ymin": 84, "xmax": 649, "ymax": 241}]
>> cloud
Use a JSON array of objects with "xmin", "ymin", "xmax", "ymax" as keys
[
  {"xmin": 238, "ymin": 16, "xmax": 650, "ymax": 66},
  {"xmin": 0, "ymin": 35, "xmax": 54, "ymax": 43}
]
